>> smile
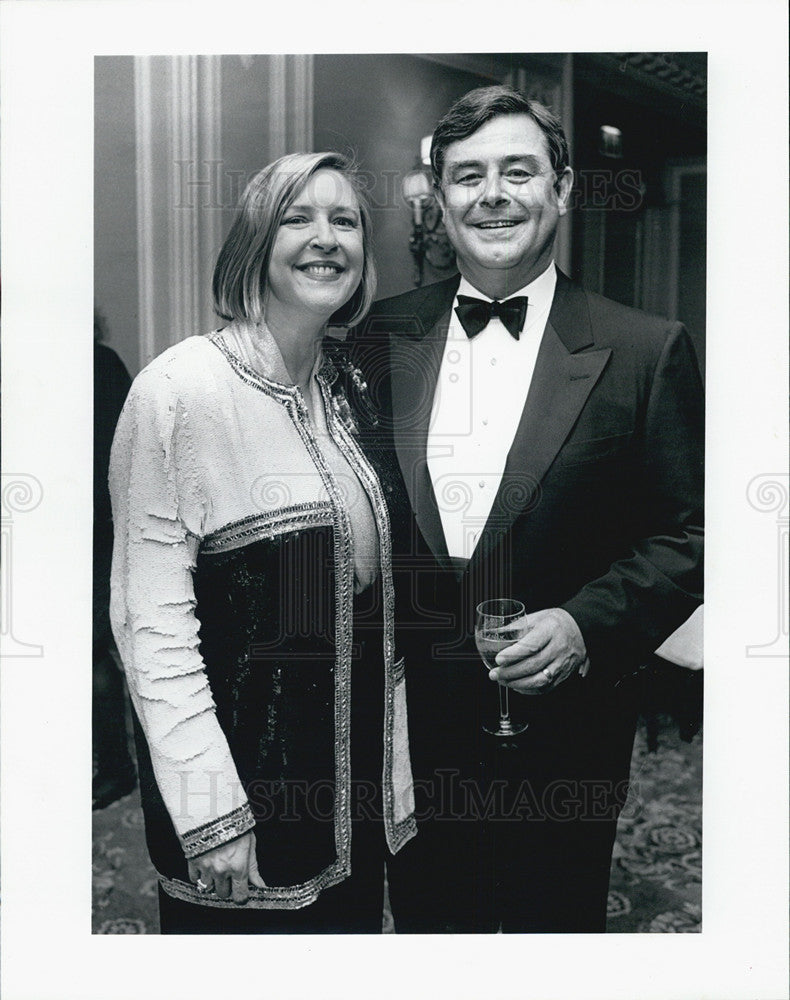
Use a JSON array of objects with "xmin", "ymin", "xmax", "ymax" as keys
[
  {"xmin": 473, "ymin": 220, "xmax": 522, "ymax": 229},
  {"xmin": 296, "ymin": 262, "xmax": 345, "ymax": 276}
]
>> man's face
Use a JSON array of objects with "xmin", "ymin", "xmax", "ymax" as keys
[{"xmin": 436, "ymin": 113, "xmax": 572, "ymax": 295}]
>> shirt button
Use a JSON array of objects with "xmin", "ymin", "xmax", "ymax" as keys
[
  {"xmin": 490, "ymin": 357, "xmax": 497, "ymax": 366},
  {"xmin": 449, "ymin": 373, "xmax": 459, "ymax": 383},
  {"xmin": 482, "ymin": 418, "xmax": 488, "ymax": 426},
  {"xmin": 478, "ymin": 481, "xmax": 485, "ymax": 489}
]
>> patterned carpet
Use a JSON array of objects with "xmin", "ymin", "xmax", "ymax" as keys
[
  {"xmin": 93, "ymin": 713, "xmax": 701, "ymax": 934},
  {"xmin": 606, "ymin": 720, "xmax": 702, "ymax": 932}
]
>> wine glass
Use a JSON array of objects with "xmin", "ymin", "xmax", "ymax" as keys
[{"xmin": 475, "ymin": 599, "xmax": 529, "ymax": 737}]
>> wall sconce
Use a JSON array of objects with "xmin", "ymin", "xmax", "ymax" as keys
[
  {"xmin": 401, "ymin": 142, "xmax": 454, "ymax": 287},
  {"xmin": 598, "ymin": 124, "xmax": 624, "ymax": 159}
]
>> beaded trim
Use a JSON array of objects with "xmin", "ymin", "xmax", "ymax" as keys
[
  {"xmin": 180, "ymin": 803, "xmax": 256, "ymax": 860},
  {"xmin": 158, "ymin": 858, "xmax": 349, "ymax": 910},
  {"xmin": 318, "ymin": 374, "xmax": 417, "ymax": 855},
  {"xmin": 209, "ymin": 331, "xmax": 339, "ymax": 402},
  {"xmin": 393, "ymin": 655, "xmax": 406, "ymax": 686},
  {"xmin": 208, "ymin": 335, "xmax": 355, "ymax": 900},
  {"xmin": 201, "ymin": 503, "xmax": 335, "ymax": 555},
  {"xmin": 209, "ymin": 332, "xmax": 304, "ymax": 402},
  {"xmin": 287, "ymin": 386, "xmax": 355, "ymax": 871}
]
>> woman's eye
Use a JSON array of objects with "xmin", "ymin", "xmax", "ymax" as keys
[
  {"xmin": 333, "ymin": 216, "xmax": 358, "ymax": 228},
  {"xmin": 282, "ymin": 215, "xmax": 307, "ymax": 225}
]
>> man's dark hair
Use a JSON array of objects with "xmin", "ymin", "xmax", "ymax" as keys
[{"xmin": 430, "ymin": 85, "xmax": 570, "ymax": 188}]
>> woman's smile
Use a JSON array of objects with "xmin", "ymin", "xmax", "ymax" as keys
[{"xmin": 295, "ymin": 260, "xmax": 347, "ymax": 279}]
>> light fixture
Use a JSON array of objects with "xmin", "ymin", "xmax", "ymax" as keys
[
  {"xmin": 402, "ymin": 159, "xmax": 433, "ymax": 227},
  {"xmin": 401, "ymin": 140, "xmax": 454, "ymax": 287},
  {"xmin": 420, "ymin": 134, "xmax": 432, "ymax": 166},
  {"xmin": 599, "ymin": 124, "xmax": 624, "ymax": 159}
]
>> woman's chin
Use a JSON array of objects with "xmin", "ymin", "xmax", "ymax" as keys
[{"xmin": 300, "ymin": 287, "xmax": 355, "ymax": 318}]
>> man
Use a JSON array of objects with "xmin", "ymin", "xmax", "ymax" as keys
[{"xmin": 352, "ymin": 86, "xmax": 703, "ymax": 932}]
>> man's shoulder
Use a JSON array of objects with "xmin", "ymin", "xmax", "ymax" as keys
[
  {"xmin": 357, "ymin": 275, "xmax": 460, "ymax": 340},
  {"xmin": 586, "ymin": 288, "xmax": 678, "ymax": 339},
  {"xmin": 556, "ymin": 275, "xmax": 684, "ymax": 356},
  {"xmin": 552, "ymin": 274, "xmax": 699, "ymax": 376},
  {"xmin": 372, "ymin": 275, "xmax": 455, "ymax": 314}
]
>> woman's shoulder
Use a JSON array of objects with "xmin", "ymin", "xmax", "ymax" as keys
[
  {"xmin": 140, "ymin": 333, "xmax": 221, "ymax": 376},
  {"xmin": 132, "ymin": 334, "xmax": 224, "ymax": 399}
]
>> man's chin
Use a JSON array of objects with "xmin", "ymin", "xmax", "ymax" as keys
[
  {"xmin": 467, "ymin": 238, "xmax": 527, "ymax": 265},
  {"xmin": 457, "ymin": 252, "xmax": 551, "ymax": 297},
  {"xmin": 465, "ymin": 253, "xmax": 527, "ymax": 273}
]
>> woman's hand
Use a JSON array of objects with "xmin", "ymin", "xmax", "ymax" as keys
[{"xmin": 187, "ymin": 830, "xmax": 266, "ymax": 905}]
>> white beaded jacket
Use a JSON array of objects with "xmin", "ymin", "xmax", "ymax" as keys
[{"xmin": 109, "ymin": 321, "xmax": 416, "ymax": 909}]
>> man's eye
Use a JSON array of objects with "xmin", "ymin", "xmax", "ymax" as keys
[
  {"xmin": 457, "ymin": 172, "xmax": 483, "ymax": 185},
  {"xmin": 506, "ymin": 169, "xmax": 534, "ymax": 182}
]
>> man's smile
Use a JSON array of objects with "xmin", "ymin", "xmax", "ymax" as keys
[{"xmin": 471, "ymin": 219, "xmax": 523, "ymax": 230}]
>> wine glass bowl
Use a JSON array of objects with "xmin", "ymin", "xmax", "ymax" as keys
[{"xmin": 475, "ymin": 598, "xmax": 529, "ymax": 737}]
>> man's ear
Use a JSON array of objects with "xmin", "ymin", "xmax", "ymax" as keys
[{"xmin": 556, "ymin": 167, "xmax": 574, "ymax": 216}]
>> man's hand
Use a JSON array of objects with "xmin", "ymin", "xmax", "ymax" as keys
[
  {"xmin": 187, "ymin": 830, "xmax": 266, "ymax": 904},
  {"xmin": 488, "ymin": 608, "xmax": 589, "ymax": 696}
]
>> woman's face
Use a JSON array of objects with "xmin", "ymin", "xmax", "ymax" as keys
[{"xmin": 266, "ymin": 168, "xmax": 364, "ymax": 326}]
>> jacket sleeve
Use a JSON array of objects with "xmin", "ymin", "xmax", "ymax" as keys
[
  {"xmin": 109, "ymin": 366, "xmax": 255, "ymax": 858},
  {"xmin": 561, "ymin": 323, "xmax": 704, "ymax": 668}
]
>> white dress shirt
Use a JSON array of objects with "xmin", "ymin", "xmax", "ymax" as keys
[{"xmin": 427, "ymin": 262, "xmax": 557, "ymax": 559}]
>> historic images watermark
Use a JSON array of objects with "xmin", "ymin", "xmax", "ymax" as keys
[
  {"xmin": 1, "ymin": 473, "xmax": 44, "ymax": 657},
  {"xmin": 745, "ymin": 473, "xmax": 789, "ymax": 657},
  {"xmin": 173, "ymin": 158, "xmax": 646, "ymax": 216},
  {"xmin": 173, "ymin": 769, "xmax": 641, "ymax": 826}
]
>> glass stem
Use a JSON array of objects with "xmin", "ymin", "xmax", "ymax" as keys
[{"xmin": 498, "ymin": 682, "xmax": 511, "ymax": 725}]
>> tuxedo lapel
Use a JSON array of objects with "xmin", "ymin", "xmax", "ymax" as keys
[
  {"xmin": 388, "ymin": 276, "xmax": 460, "ymax": 563},
  {"xmin": 471, "ymin": 274, "xmax": 612, "ymax": 568}
]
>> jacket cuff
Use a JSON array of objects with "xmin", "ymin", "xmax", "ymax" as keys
[
  {"xmin": 180, "ymin": 802, "xmax": 256, "ymax": 860},
  {"xmin": 558, "ymin": 597, "xmax": 621, "ymax": 671}
]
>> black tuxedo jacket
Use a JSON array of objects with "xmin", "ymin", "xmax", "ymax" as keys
[{"xmin": 351, "ymin": 270, "xmax": 703, "ymax": 766}]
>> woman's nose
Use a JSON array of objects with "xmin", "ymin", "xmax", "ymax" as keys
[{"xmin": 310, "ymin": 216, "xmax": 338, "ymax": 251}]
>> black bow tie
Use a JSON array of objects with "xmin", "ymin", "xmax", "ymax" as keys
[{"xmin": 455, "ymin": 295, "xmax": 528, "ymax": 340}]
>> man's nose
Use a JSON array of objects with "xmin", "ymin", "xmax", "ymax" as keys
[
  {"xmin": 479, "ymin": 171, "xmax": 508, "ymax": 207},
  {"xmin": 310, "ymin": 216, "xmax": 338, "ymax": 251}
]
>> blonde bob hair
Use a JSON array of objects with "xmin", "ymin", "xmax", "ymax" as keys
[{"xmin": 213, "ymin": 151, "xmax": 377, "ymax": 328}]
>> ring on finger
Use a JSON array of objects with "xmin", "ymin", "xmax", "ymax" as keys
[
  {"xmin": 544, "ymin": 669, "xmax": 553, "ymax": 684},
  {"xmin": 196, "ymin": 877, "xmax": 209, "ymax": 893}
]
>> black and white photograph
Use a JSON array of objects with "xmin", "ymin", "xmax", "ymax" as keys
[
  {"xmin": 91, "ymin": 51, "xmax": 706, "ymax": 937},
  {"xmin": 1, "ymin": 3, "xmax": 787, "ymax": 999}
]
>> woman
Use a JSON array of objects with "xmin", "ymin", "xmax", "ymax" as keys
[{"xmin": 110, "ymin": 152, "xmax": 416, "ymax": 933}]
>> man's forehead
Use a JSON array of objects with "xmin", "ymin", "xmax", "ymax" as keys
[{"xmin": 444, "ymin": 113, "xmax": 550, "ymax": 163}]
